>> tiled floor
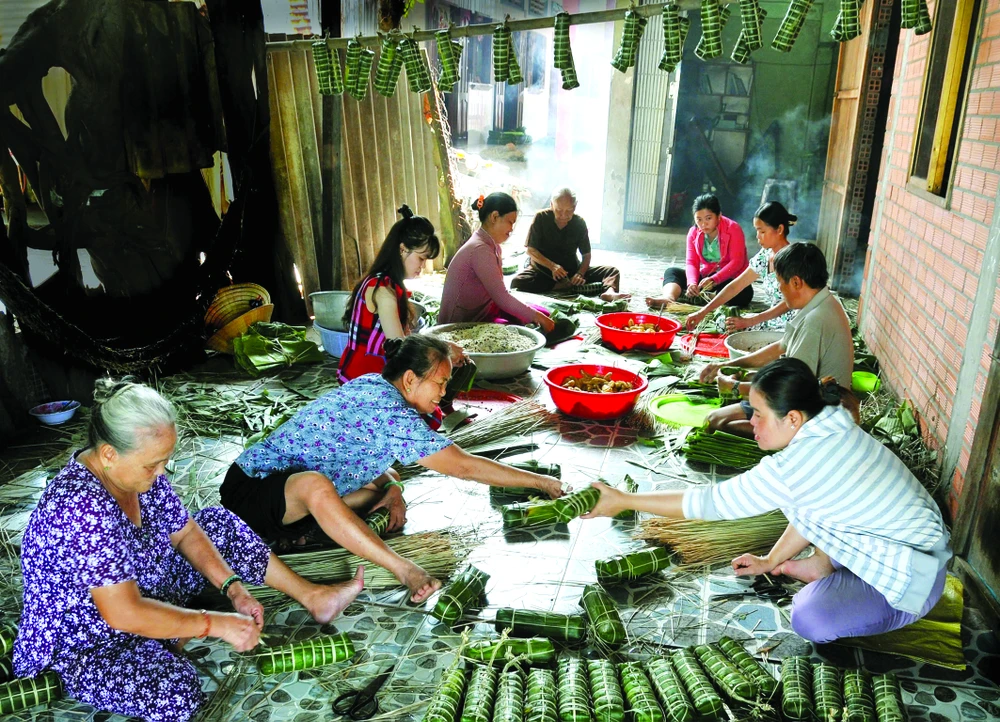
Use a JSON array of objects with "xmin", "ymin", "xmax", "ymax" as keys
[{"xmin": 1, "ymin": 250, "xmax": 997, "ymax": 721}]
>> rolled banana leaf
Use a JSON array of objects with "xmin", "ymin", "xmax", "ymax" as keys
[
  {"xmin": 525, "ymin": 667, "xmax": 558, "ymax": 722},
  {"xmin": 494, "ymin": 669, "xmax": 525, "ymax": 722},
  {"xmin": 659, "ymin": 4, "xmax": 683, "ymax": 72},
  {"xmin": 506, "ymin": 34, "xmax": 523, "ymax": 84},
  {"xmin": 437, "ymin": 29, "xmax": 459, "ymax": 89},
  {"xmin": 493, "ymin": 25, "xmax": 511, "ymax": 82},
  {"xmin": 732, "ymin": 6, "xmax": 767, "ymax": 63},
  {"xmin": 0, "ymin": 672, "xmax": 62, "ymax": 715},
  {"xmin": 432, "ymin": 565, "xmax": 490, "ymax": 625},
  {"xmin": 348, "ymin": 46, "xmax": 375, "ymax": 101},
  {"xmin": 830, "ymin": 0, "xmax": 863, "ymax": 42},
  {"xmin": 611, "ymin": 10, "xmax": 646, "ymax": 73},
  {"xmin": 312, "ymin": 39, "xmax": 344, "ymax": 95},
  {"xmin": 553, "ymin": 13, "xmax": 574, "ymax": 70},
  {"xmin": 465, "ymin": 637, "xmax": 556, "ymax": 666},
  {"xmin": 580, "ymin": 584, "xmax": 627, "ymax": 646},
  {"xmin": 462, "ymin": 665, "xmax": 498, "ymax": 722},
  {"xmin": 374, "ymin": 34, "xmax": 403, "ymax": 97},
  {"xmin": 738, "ymin": 0, "xmax": 763, "ymax": 51},
  {"xmin": 401, "ymin": 37, "xmax": 432, "ymax": 94},
  {"xmin": 423, "ymin": 663, "xmax": 467, "ymax": 722},
  {"xmin": 772, "ymin": 0, "xmax": 815, "ymax": 53},
  {"xmin": 596, "ymin": 546, "xmax": 672, "ymax": 585},
  {"xmin": 0, "ymin": 625, "xmax": 16, "ymax": 658},
  {"xmin": 698, "ymin": 0, "xmax": 725, "ymax": 60},
  {"xmin": 901, "ymin": 0, "xmax": 919, "ymax": 28},
  {"xmin": 500, "ymin": 486, "xmax": 599, "ymax": 529},
  {"xmin": 494, "ymin": 608, "xmax": 587, "ymax": 643},
  {"xmin": 344, "ymin": 39, "xmax": 362, "ymax": 96},
  {"xmin": 914, "ymin": 0, "xmax": 933, "ymax": 35},
  {"xmin": 365, "ymin": 507, "xmax": 392, "ymax": 537},
  {"xmin": 255, "ymin": 632, "xmax": 355, "ymax": 674}
]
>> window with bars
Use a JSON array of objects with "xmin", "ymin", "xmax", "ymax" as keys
[{"xmin": 910, "ymin": 0, "xmax": 983, "ymax": 197}]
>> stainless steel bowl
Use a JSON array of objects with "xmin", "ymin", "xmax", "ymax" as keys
[{"xmin": 425, "ymin": 323, "xmax": 546, "ymax": 380}]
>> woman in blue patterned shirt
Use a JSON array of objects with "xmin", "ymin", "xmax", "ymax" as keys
[{"xmin": 222, "ymin": 334, "xmax": 564, "ymax": 604}]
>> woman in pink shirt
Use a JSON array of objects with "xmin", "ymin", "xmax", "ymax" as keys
[
  {"xmin": 440, "ymin": 192, "xmax": 556, "ymax": 334},
  {"xmin": 646, "ymin": 194, "xmax": 752, "ymax": 308}
]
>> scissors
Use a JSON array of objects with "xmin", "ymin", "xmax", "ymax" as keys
[
  {"xmin": 332, "ymin": 663, "xmax": 396, "ymax": 720},
  {"xmin": 710, "ymin": 576, "xmax": 791, "ymax": 605}
]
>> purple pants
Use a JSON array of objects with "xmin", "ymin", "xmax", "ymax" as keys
[
  {"xmin": 790, "ymin": 558, "xmax": 947, "ymax": 643},
  {"xmin": 57, "ymin": 507, "xmax": 271, "ymax": 722}
]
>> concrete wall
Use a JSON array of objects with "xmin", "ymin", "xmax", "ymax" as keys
[{"xmin": 861, "ymin": 0, "xmax": 1000, "ymax": 518}]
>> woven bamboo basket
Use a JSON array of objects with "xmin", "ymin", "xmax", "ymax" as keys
[
  {"xmin": 204, "ymin": 283, "xmax": 271, "ymax": 331},
  {"xmin": 206, "ymin": 304, "xmax": 274, "ymax": 354}
]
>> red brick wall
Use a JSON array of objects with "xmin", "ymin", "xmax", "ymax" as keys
[{"xmin": 862, "ymin": 0, "xmax": 1000, "ymax": 520}]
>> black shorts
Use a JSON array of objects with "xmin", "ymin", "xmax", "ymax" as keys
[{"xmin": 220, "ymin": 463, "xmax": 316, "ymax": 542}]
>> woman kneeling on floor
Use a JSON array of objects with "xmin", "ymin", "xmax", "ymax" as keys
[
  {"xmin": 583, "ymin": 357, "xmax": 951, "ymax": 643},
  {"xmin": 222, "ymin": 334, "xmax": 564, "ymax": 605},
  {"xmin": 14, "ymin": 379, "xmax": 364, "ymax": 722}
]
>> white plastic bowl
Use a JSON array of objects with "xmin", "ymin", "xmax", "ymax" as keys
[
  {"xmin": 425, "ymin": 323, "xmax": 546, "ymax": 380},
  {"xmin": 310, "ymin": 291, "xmax": 353, "ymax": 331},
  {"xmin": 724, "ymin": 330, "xmax": 785, "ymax": 359},
  {"xmin": 315, "ymin": 323, "xmax": 350, "ymax": 358},
  {"xmin": 30, "ymin": 400, "xmax": 81, "ymax": 425}
]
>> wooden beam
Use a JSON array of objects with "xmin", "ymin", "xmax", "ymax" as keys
[{"xmin": 266, "ymin": 2, "xmax": 716, "ymax": 51}]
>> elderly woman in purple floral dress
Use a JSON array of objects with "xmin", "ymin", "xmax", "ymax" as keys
[
  {"xmin": 14, "ymin": 379, "xmax": 365, "ymax": 722},
  {"xmin": 221, "ymin": 334, "xmax": 565, "ymax": 605}
]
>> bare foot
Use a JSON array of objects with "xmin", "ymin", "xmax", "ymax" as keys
[
  {"xmin": 399, "ymin": 562, "xmax": 441, "ymax": 604},
  {"xmin": 306, "ymin": 565, "xmax": 365, "ymax": 624},
  {"xmin": 773, "ymin": 553, "xmax": 835, "ymax": 583},
  {"xmin": 600, "ymin": 290, "xmax": 632, "ymax": 302},
  {"xmin": 646, "ymin": 296, "xmax": 676, "ymax": 309}
]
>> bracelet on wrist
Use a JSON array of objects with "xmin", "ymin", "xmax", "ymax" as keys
[
  {"xmin": 385, "ymin": 480, "xmax": 405, "ymax": 493},
  {"xmin": 220, "ymin": 574, "xmax": 243, "ymax": 597},
  {"xmin": 196, "ymin": 609, "xmax": 211, "ymax": 639}
]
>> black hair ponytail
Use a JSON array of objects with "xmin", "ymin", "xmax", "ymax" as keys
[
  {"xmin": 382, "ymin": 335, "xmax": 451, "ymax": 383},
  {"xmin": 751, "ymin": 358, "xmax": 842, "ymax": 421}
]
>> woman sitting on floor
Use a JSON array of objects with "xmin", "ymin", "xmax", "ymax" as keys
[
  {"xmin": 683, "ymin": 201, "xmax": 799, "ymax": 332},
  {"xmin": 646, "ymin": 194, "xmax": 753, "ymax": 309},
  {"xmin": 439, "ymin": 191, "xmax": 555, "ymax": 334},
  {"xmin": 14, "ymin": 379, "xmax": 365, "ymax": 722},
  {"xmin": 339, "ymin": 204, "xmax": 474, "ymax": 415},
  {"xmin": 582, "ymin": 357, "xmax": 951, "ymax": 643},
  {"xmin": 222, "ymin": 334, "xmax": 564, "ymax": 605}
]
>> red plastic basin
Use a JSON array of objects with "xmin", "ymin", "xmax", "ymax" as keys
[
  {"xmin": 595, "ymin": 312, "xmax": 681, "ymax": 352},
  {"xmin": 544, "ymin": 364, "xmax": 648, "ymax": 421}
]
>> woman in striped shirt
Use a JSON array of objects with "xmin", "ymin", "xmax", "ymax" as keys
[{"xmin": 583, "ymin": 358, "xmax": 951, "ymax": 642}]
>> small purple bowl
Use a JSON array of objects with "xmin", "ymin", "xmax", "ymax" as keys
[{"xmin": 29, "ymin": 400, "xmax": 81, "ymax": 425}]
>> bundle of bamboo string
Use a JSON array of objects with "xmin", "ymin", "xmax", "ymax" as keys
[
  {"xmin": 398, "ymin": 399, "xmax": 559, "ymax": 480},
  {"xmin": 635, "ymin": 511, "xmax": 788, "ymax": 567},
  {"xmin": 244, "ymin": 529, "xmax": 478, "ymax": 606}
]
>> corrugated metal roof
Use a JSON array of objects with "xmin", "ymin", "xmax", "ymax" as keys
[{"xmin": 1, "ymin": 0, "xmax": 49, "ymax": 50}]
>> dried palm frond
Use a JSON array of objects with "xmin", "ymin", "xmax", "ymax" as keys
[
  {"xmin": 245, "ymin": 529, "xmax": 477, "ymax": 606},
  {"xmin": 636, "ymin": 511, "xmax": 787, "ymax": 567}
]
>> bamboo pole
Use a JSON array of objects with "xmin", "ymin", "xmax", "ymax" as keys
[{"xmin": 266, "ymin": 2, "xmax": 731, "ymax": 51}]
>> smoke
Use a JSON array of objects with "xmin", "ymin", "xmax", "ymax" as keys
[{"xmin": 731, "ymin": 105, "xmax": 832, "ymax": 243}]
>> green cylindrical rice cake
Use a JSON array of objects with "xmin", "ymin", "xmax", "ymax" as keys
[
  {"xmin": 695, "ymin": 4, "xmax": 730, "ymax": 60},
  {"xmin": 772, "ymin": 0, "xmax": 815, "ymax": 52},
  {"xmin": 872, "ymin": 673, "xmax": 905, "ymax": 722},
  {"xmin": 693, "ymin": 644, "xmax": 754, "ymax": 702},
  {"xmin": 494, "ymin": 609, "xmax": 587, "ymax": 643},
  {"xmin": 812, "ymin": 663, "xmax": 843, "ymax": 722},
  {"xmin": 670, "ymin": 648, "xmax": 722, "ymax": 718},
  {"xmin": 526, "ymin": 667, "xmax": 558, "ymax": 722},
  {"xmin": 645, "ymin": 657, "xmax": 694, "ymax": 722},
  {"xmin": 465, "ymin": 637, "xmax": 556, "ymax": 666},
  {"xmin": 501, "ymin": 487, "xmax": 599, "ymax": 529},
  {"xmin": 255, "ymin": 632, "xmax": 355, "ymax": 674},
  {"xmin": 0, "ymin": 672, "xmax": 62, "ymax": 715},
  {"xmin": 595, "ymin": 547, "xmax": 671, "ymax": 584},
  {"xmin": 433, "ymin": 566, "xmax": 490, "ymax": 625},
  {"xmin": 423, "ymin": 664, "xmax": 468, "ymax": 722},
  {"xmin": 462, "ymin": 665, "xmax": 499, "ymax": 722},
  {"xmin": 557, "ymin": 657, "xmax": 593, "ymax": 722},
  {"xmin": 697, "ymin": 0, "xmax": 725, "ymax": 59},
  {"xmin": 588, "ymin": 658, "xmax": 625, "ymax": 722},
  {"xmin": 579, "ymin": 584, "xmax": 626, "ymax": 646},
  {"xmin": 618, "ymin": 662, "xmax": 665, "ymax": 722},
  {"xmin": 780, "ymin": 656, "xmax": 814, "ymax": 721},
  {"xmin": 843, "ymin": 668, "xmax": 876, "ymax": 722},
  {"xmin": 716, "ymin": 636, "xmax": 777, "ymax": 697}
]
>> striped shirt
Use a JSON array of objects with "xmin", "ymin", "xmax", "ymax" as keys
[{"xmin": 683, "ymin": 405, "xmax": 951, "ymax": 614}]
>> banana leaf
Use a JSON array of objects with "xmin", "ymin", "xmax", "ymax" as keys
[
  {"xmin": 595, "ymin": 546, "xmax": 672, "ymax": 584},
  {"xmin": 580, "ymin": 584, "xmax": 627, "ymax": 645},
  {"xmin": 432, "ymin": 566, "xmax": 490, "ymax": 625},
  {"xmin": 500, "ymin": 486, "xmax": 599, "ymax": 528},
  {"xmin": 233, "ymin": 323, "xmax": 325, "ymax": 378},
  {"xmin": 465, "ymin": 637, "xmax": 556, "ymax": 666}
]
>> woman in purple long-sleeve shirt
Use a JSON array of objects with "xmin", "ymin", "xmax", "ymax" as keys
[{"xmin": 440, "ymin": 192, "xmax": 556, "ymax": 334}]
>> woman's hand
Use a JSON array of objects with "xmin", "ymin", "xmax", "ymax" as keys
[
  {"xmin": 717, "ymin": 373, "xmax": 739, "ymax": 399},
  {"xmin": 536, "ymin": 313, "xmax": 556, "ymax": 334},
  {"xmin": 534, "ymin": 476, "xmax": 565, "ymax": 499},
  {"xmin": 580, "ymin": 481, "xmax": 629, "ymax": 519},
  {"xmin": 570, "ymin": 273, "xmax": 586, "ymax": 286},
  {"xmin": 685, "ymin": 309, "xmax": 707, "ymax": 331},
  {"xmin": 698, "ymin": 277, "xmax": 715, "ymax": 293},
  {"xmin": 447, "ymin": 341, "xmax": 469, "ymax": 367},
  {"xmin": 726, "ymin": 315, "xmax": 749, "ymax": 332},
  {"xmin": 371, "ymin": 484, "xmax": 407, "ymax": 532},
  {"xmin": 699, "ymin": 362, "xmax": 722, "ymax": 384},
  {"xmin": 551, "ymin": 264, "xmax": 568, "ymax": 281},
  {"xmin": 211, "ymin": 611, "xmax": 261, "ymax": 652},
  {"xmin": 731, "ymin": 554, "xmax": 776, "ymax": 577},
  {"xmin": 228, "ymin": 585, "xmax": 264, "ymax": 630},
  {"xmin": 685, "ymin": 283, "xmax": 701, "ymax": 298}
]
